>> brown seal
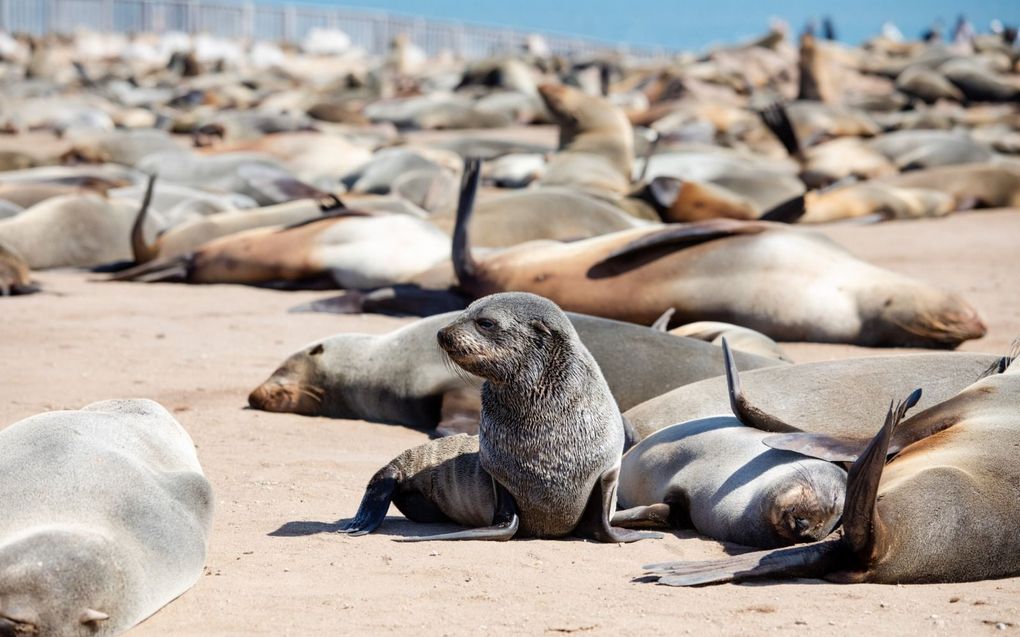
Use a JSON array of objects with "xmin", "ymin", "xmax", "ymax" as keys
[
  {"xmin": 641, "ymin": 347, "xmax": 1020, "ymax": 585},
  {"xmin": 450, "ymin": 160, "xmax": 986, "ymax": 348}
]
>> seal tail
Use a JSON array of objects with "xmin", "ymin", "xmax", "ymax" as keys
[
  {"xmin": 131, "ymin": 172, "xmax": 160, "ymax": 265},
  {"xmin": 640, "ymin": 539, "xmax": 844, "ymax": 587},
  {"xmin": 338, "ymin": 465, "xmax": 401, "ymax": 536},
  {"xmin": 451, "ymin": 157, "xmax": 483, "ymax": 294},
  {"xmin": 842, "ymin": 389, "xmax": 920, "ymax": 564},
  {"xmin": 757, "ymin": 101, "xmax": 802, "ymax": 158},
  {"xmin": 105, "ymin": 254, "xmax": 193, "ymax": 283}
]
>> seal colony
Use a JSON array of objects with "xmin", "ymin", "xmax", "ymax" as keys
[{"xmin": 1, "ymin": 11, "xmax": 1020, "ymax": 635}]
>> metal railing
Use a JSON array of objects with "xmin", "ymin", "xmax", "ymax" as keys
[{"xmin": 0, "ymin": 0, "xmax": 672, "ymax": 59}]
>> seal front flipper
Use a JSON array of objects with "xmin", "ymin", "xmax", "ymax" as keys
[
  {"xmin": 587, "ymin": 220, "xmax": 771, "ymax": 278},
  {"xmin": 641, "ymin": 539, "xmax": 843, "ymax": 587},
  {"xmin": 650, "ymin": 307, "xmax": 675, "ymax": 332},
  {"xmin": 337, "ymin": 465, "xmax": 401, "ymax": 536},
  {"xmin": 722, "ymin": 338, "xmax": 800, "ymax": 433},
  {"xmin": 576, "ymin": 466, "xmax": 662, "ymax": 543},
  {"xmin": 395, "ymin": 480, "xmax": 518, "ymax": 542}
]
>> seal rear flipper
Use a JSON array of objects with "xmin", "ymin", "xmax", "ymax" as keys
[
  {"xmin": 763, "ymin": 432, "xmax": 874, "ymax": 462},
  {"xmin": 576, "ymin": 466, "xmax": 662, "ymax": 543},
  {"xmin": 641, "ymin": 539, "xmax": 844, "ymax": 587},
  {"xmin": 611, "ymin": 504, "xmax": 672, "ymax": 529},
  {"xmin": 451, "ymin": 157, "xmax": 483, "ymax": 294},
  {"xmin": 290, "ymin": 286, "xmax": 470, "ymax": 317},
  {"xmin": 721, "ymin": 338, "xmax": 801, "ymax": 433},
  {"xmin": 587, "ymin": 220, "xmax": 771, "ymax": 278},
  {"xmin": 338, "ymin": 465, "xmax": 401, "ymax": 536},
  {"xmin": 104, "ymin": 254, "xmax": 194, "ymax": 283},
  {"xmin": 395, "ymin": 480, "xmax": 519, "ymax": 542},
  {"xmin": 237, "ymin": 163, "xmax": 343, "ymax": 207},
  {"xmin": 757, "ymin": 101, "xmax": 802, "ymax": 159},
  {"xmin": 759, "ymin": 194, "xmax": 806, "ymax": 224},
  {"xmin": 843, "ymin": 389, "xmax": 921, "ymax": 564},
  {"xmin": 130, "ymin": 172, "xmax": 159, "ymax": 265},
  {"xmin": 650, "ymin": 307, "xmax": 675, "ymax": 331}
]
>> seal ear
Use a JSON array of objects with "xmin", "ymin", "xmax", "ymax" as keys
[
  {"xmin": 79, "ymin": 609, "xmax": 109, "ymax": 625},
  {"xmin": 530, "ymin": 319, "xmax": 553, "ymax": 337}
]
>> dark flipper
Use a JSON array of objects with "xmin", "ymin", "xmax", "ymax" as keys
[
  {"xmin": 759, "ymin": 194, "xmax": 805, "ymax": 223},
  {"xmin": 576, "ymin": 466, "xmax": 662, "ymax": 543},
  {"xmin": 337, "ymin": 465, "xmax": 401, "ymax": 536},
  {"xmin": 721, "ymin": 338, "xmax": 800, "ymax": 433},
  {"xmin": 451, "ymin": 157, "xmax": 483, "ymax": 294},
  {"xmin": 641, "ymin": 539, "xmax": 844, "ymax": 587},
  {"xmin": 758, "ymin": 101, "xmax": 802, "ymax": 158},
  {"xmin": 843, "ymin": 389, "xmax": 920, "ymax": 564},
  {"xmin": 588, "ymin": 220, "xmax": 770, "ymax": 278},
  {"xmin": 105, "ymin": 254, "xmax": 193, "ymax": 283},
  {"xmin": 612, "ymin": 504, "xmax": 673, "ymax": 529},
  {"xmin": 650, "ymin": 307, "xmax": 675, "ymax": 332},
  {"xmin": 289, "ymin": 285, "xmax": 470, "ymax": 317},
  {"xmin": 395, "ymin": 480, "xmax": 518, "ymax": 542}
]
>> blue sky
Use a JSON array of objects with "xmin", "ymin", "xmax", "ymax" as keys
[{"xmin": 277, "ymin": 0, "xmax": 1018, "ymax": 50}]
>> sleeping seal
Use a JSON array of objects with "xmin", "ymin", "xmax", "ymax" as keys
[
  {"xmin": 248, "ymin": 310, "xmax": 780, "ymax": 434},
  {"xmin": 642, "ymin": 348, "xmax": 1020, "ymax": 585},
  {"xmin": 451, "ymin": 167, "xmax": 986, "ymax": 348},
  {"xmin": 0, "ymin": 399, "xmax": 212, "ymax": 635}
]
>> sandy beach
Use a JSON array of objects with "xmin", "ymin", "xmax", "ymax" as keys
[{"xmin": 3, "ymin": 209, "xmax": 1018, "ymax": 636}]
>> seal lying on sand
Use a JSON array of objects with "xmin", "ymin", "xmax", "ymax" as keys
[
  {"xmin": 451, "ymin": 162, "xmax": 986, "ymax": 348},
  {"xmin": 248, "ymin": 310, "xmax": 780, "ymax": 434},
  {"xmin": 0, "ymin": 399, "xmax": 212, "ymax": 635},
  {"xmin": 626, "ymin": 351, "xmax": 998, "ymax": 440},
  {"xmin": 642, "ymin": 348, "xmax": 1020, "ymax": 585},
  {"xmin": 111, "ymin": 210, "xmax": 451, "ymax": 289},
  {"xmin": 342, "ymin": 293, "xmax": 659, "ymax": 542}
]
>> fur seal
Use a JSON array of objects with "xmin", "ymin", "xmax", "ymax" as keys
[
  {"xmin": 626, "ymin": 351, "xmax": 999, "ymax": 440},
  {"xmin": 113, "ymin": 210, "xmax": 450, "ymax": 289},
  {"xmin": 642, "ymin": 348, "xmax": 1020, "ymax": 585},
  {"xmin": 664, "ymin": 318, "xmax": 791, "ymax": 362},
  {"xmin": 0, "ymin": 399, "xmax": 212, "ymax": 634},
  {"xmin": 880, "ymin": 164, "xmax": 1020, "ymax": 209},
  {"xmin": 615, "ymin": 409, "xmax": 846, "ymax": 548},
  {"xmin": 425, "ymin": 292, "xmax": 656, "ymax": 541},
  {"xmin": 248, "ymin": 310, "xmax": 780, "ymax": 434},
  {"xmin": 0, "ymin": 176, "xmax": 162, "ymax": 269},
  {"xmin": 536, "ymin": 83, "xmax": 635, "ymax": 196},
  {"xmin": 451, "ymin": 170, "xmax": 986, "ymax": 347}
]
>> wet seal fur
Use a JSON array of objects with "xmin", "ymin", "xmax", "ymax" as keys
[
  {"xmin": 0, "ymin": 399, "xmax": 212, "ymax": 635},
  {"xmin": 641, "ymin": 346, "xmax": 1020, "ymax": 586}
]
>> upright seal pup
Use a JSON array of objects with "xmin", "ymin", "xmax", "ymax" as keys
[
  {"xmin": 248, "ymin": 310, "xmax": 780, "ymax": 434},
  {"xmin": 421, "ymin": 293, "xmax": 656, "ymax": 541},
  {"xmin": 0, "ymin": 399, "xmax": 213, "ymax": 635},
  {"xmin": 642, "ymin": 349, "xmax": 1020, "ymax": 586},
  {"xmin": 450, "ymin": 176, "xmax": 987, "ymax": 347}
]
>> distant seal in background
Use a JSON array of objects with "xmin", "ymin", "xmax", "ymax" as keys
[
  {"xmin": 537, "ymin": 83, "xmax": 635, "ymax": 196},
  {"xmin": 642, "ymin": 348, "xmax": 1020, "ymax": 586},
  {"xmin": 248, "ymin": 310, "xmax": 780, "ymax": 435},
  {"xmin": 0, "ymin": 399, "xmax": 212, "ymax": 635},
  {"xmin": 653, "ymin": 311, "xmax": 791, "ymax": 362},
  {"xmin": 423, "ymin": 292, "xmax": 656, "ymax": 541}
]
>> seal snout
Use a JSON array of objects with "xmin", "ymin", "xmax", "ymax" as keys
[{"xmin": 248, "ymin": 379, "xmax": 323, "ymax": 415}]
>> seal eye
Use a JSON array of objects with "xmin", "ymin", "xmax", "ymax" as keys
[{"xmin": 475, "ymin": 318, "xmax": 496, "ymax": 330}]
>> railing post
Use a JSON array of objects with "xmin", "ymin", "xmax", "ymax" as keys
[
  {"xmin": 242, "ymin": 1, "xmax": 254, "ymax": 40},
  {"xmin": 283, "ymin": 4, "xmax": 295, "ymax": 42}
]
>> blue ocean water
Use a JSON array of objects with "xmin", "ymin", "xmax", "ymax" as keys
[{"xmin": 265, "ymin": 0, "xmax": 1018, "ymax": 50}]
